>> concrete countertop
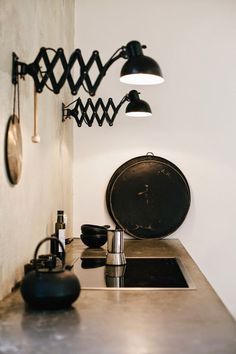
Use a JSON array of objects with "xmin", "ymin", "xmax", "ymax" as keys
[{"xmin": 0, "ymin": 238, "xmax": 235, "ymax": 354}]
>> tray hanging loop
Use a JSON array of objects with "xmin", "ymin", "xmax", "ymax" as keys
[{"xmin": 146, "ymin": 152, "xmax": 154, "ymax": 156}]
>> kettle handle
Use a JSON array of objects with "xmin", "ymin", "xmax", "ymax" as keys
[{"xmin": 33, "ymin": 236, "xmax": 66, "ymax": 271}]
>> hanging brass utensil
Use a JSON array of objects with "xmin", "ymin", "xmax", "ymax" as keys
[
  {"xmin": 5, "ymin": 82, "xmax": 22, "ymax": 185},
  {"xmin": 5, "ymin": 114, "xmax": 22, "ymax": 184}
]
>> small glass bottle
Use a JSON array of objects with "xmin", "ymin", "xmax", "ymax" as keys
[{"xmin": 51, "ymin": 210, "xmax": 66, "ymax": 259}]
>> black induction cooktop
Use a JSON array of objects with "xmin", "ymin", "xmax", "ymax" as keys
[{"xmin": 74, "ymin": 257, "xmax": 190, "ymax": 289}]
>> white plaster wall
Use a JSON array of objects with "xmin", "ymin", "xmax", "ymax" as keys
[
  {"xmin": 73, "ymin": 0, "xmax": 236, "ymax": 318},
  {"xmin": 0, "ymin": 0, "xmax": 75, "ymax": 299}
]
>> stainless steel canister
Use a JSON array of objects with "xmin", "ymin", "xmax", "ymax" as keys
[{"xmin": 106, "ymin": 229, "xmax": 126, "ymax": 266}]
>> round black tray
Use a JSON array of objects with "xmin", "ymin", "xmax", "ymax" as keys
[{"xmin": 106, "ymin": 154, "xmax": 191, "ymax": 239}]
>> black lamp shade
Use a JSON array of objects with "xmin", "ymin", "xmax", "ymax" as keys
[
  {"xmin": 120, "ymin": 55, "xmax": 164, "ymax": 85},
  {"xmin": 120, "ymin": 41, "xmax": 164, "ymax": 85},
  {"xmin": 125, "ymin": 90, "xmax": 152, "ymax": 117}
]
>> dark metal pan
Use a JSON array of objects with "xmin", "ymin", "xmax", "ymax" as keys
[
  {"xmin": 106, "ymin": 153, "xmax": 191, "ymax": 239},
  {"xmin": 5, "ymin": 114, "xmax": 22, "ymax": 185}
]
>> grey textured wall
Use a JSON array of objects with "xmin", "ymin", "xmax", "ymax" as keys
[{"xmin": 0, "ymin": 0, "xmax": 75, "ymax": 299}]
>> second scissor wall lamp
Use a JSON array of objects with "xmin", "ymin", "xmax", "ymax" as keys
[{"xmin": 62, "ymin": 90, "xmax": 152, "ymax": 127}]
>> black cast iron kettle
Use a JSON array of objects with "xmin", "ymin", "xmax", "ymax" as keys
[{"xmin": 21, "ymin": 237, "xmax": 81, "ymax": 310}]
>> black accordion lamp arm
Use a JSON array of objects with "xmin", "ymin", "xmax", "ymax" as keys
[{"xmin": 12, "ymin": 47, "xmax": 125, "ymax": 96}]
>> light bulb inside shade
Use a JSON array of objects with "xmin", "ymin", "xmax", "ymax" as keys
[
  {"xmin": 120, "ymin": 73, "xmax": 164, "ymax": 85},
  {"xmin": 126, "ymin": 111, "xmax": 152, "ymax": 117}
]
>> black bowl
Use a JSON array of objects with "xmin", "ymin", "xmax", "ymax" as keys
[
  {"xmin": 81, "ymin": 224, "xmax": 110, "ymax": 235},
  {"xmin": 80, "ymin": 233, "xmax": 107, "ymax": 248}
]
